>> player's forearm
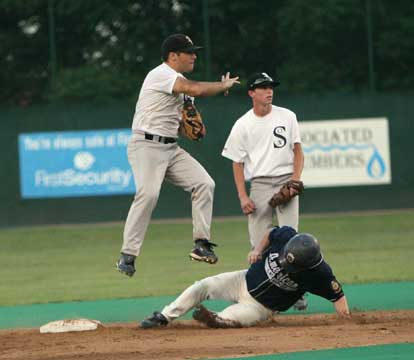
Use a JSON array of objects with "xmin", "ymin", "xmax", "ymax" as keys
[
  {"xmin": 232, "ymin": 162, "xmax": 248, "ymax": 198},
  {"xmin": 194, "ymin": 81, "xmax": 232, "ymax": 97},
  {"xmin": 292, "ymin": 143, "xmax": 304, "ymax": 181},
  {"xmin": 174, "ymin": 75, "xmax": 238, "ymax": 97},
  {"xmin": 334, "ymin": 296, "xmax": 351, "ymax": 318},
  {"xmin": 178, "ymin": 80, "xmax": 229, "ymax": 97},
  {"xmin": 253, "ymin": 231, "xmax": 271, "ymax": 253}
]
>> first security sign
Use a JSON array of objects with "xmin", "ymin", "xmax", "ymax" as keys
[{"xmin": 18, "ymin": 129, "xmax": 134, "ymax": 198}]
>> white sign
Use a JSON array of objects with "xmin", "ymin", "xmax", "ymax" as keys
[{"xmin": 299, "ymin": 118, "xmax": 391, "ymax": 187}]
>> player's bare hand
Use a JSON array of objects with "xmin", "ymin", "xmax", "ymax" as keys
[
  {"xmin": 248, "ymin": 249, "xmax": 262, "ymax": 264},
  {"xmin": 221, "ymin": 72, "xmax": 240, "ymax": 96},
  {"xmin": 240, "ymin": 195, "xmax": 256, "ymax": 215},
  {"xmin": 334, "ymin": 296, "xmax": 351, "ymax": 319}
]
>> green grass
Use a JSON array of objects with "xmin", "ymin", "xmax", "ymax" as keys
[{"xmin": 0, "ymin": 210, "xmax": 413, "ymax": 306}]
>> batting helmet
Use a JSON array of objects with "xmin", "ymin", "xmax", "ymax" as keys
[{"xmin": 278, "ymin": 233, "xmax": 323, "ymax": 273}]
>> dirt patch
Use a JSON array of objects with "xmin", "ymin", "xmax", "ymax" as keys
[{"xmin": 1, "ymin": 310, "xmax": 413, "ymax": 360}]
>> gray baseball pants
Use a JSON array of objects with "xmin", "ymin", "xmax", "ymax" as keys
[
  {"xmin": 248, "ymin": 175, "xmax": 299, "ymax": 247},
  {"xmin": 162, "ymin": 270, "xmax": 272, "ymax": 327},
  {"xmin": 122, "ymin": 134, "xmax": 215, "ymax": 256}
]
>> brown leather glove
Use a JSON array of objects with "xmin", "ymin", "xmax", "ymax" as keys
[
  {"xmin": 268, "ymin": 180, "xmax": 304, "ymax": 207},
  {"xmin": 180, "ymin": 97, "xmax": 205, "ymax": 141}
]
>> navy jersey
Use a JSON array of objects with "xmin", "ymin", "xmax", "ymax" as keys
[{"xmin": 245, "ymin": 226, "xmax": 344, "ymax": 312}]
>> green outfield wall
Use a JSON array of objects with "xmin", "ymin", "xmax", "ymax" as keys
[{"xmin": 1, "ymin": 92, "xmax": 413, "ymax": 227}]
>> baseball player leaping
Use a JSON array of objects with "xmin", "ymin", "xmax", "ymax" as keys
[
  {"xmin": 141, "ymin": 226, "xmax": 350, "ymax": 328},
  {"xmin": 116, "ymin": 34, "xmax": 239, "ymax": 277}
]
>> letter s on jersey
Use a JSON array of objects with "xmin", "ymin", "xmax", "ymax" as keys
[{"xmin": 273, "ymin": 126, "xmax": 287, "ymax": 148}]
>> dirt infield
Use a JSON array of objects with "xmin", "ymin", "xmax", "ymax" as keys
[{"xmin": 1, "ymin": 310, "xmax": 413, "ymax": 360}]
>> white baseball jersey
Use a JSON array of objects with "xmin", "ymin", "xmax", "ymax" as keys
[
  {"xmin": 222, "ymin": 105, "xmax": 301, "ymax": 180},
  {"xmin": 131, "ymin": 63, "xmax": 185, "ymax": 138}
]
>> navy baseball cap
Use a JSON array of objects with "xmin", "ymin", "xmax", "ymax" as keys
[
  {"xmin": 162, "ymin": 34, "xmax": 203, "ymax": 57},
  {"xmin": 247, "ymin": 72, "xmax": 280, "ymax": 90}
]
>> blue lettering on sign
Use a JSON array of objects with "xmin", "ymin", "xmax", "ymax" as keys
[
  {"xmin": 18, "ymin": 129, "xmax": 134, "ymax": 198},
  {"xmin": 302, "ymin": 144, "xmax": 386, "ymax": 179}
]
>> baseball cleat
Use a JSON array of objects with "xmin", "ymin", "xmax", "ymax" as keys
[
  {"xmin": 115, "ymin": 253, "xmax": 136, "ymax": 277},
  {"xmin": 192, "ymin": 305, "xmax": 218, "ymax": 325},
  {"xmin": 140, "ymin": 311, "xmax": 169, "ymax": 329},
  {"xmin": 189, "ymin": 239, "xmax": 218, "ymax": 264},
  {"xmin": 193, "ymin": 305, "xmax": 241, "ymax": 328},
  {"xmin": 293, "ymin": 295, "xmax": 308, "ymax": 311}
]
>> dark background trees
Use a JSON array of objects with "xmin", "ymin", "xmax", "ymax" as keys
[{"xmin": 1, "ymin": 0, "xmax": 413, "ymax": 105}]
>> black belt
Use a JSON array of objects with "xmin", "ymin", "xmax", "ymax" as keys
[{"xmin": 144, "ymin": 133, "xmax": 176, "ymax": 144}]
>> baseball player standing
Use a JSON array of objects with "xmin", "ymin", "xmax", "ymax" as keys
[
  {"xmin": 222, "ymin": 72, "xmax": 304, "ymax": 248},
  {"xmin": 140, "ymin": 226, "xmax": 350, "ymax": 328},
  {"xmin": 221, "ymin": 72, "xmax": 306, "ymax": 310},
  {"xmin": 116, "ymin": 34, "xmax": 240, "ymax": 277}
]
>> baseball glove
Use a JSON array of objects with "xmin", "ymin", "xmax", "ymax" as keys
[
  {"xmin": 268, "ymin": 180, "xmax": 304, "ymax": 208},
  {"xmin": 180, "ymin": 96, "xmax": 205, "ymax": 141}
]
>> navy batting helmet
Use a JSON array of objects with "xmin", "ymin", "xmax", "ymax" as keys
[{"xmin": 278, "ymin": 233, "xmax": 323, "ymax": 273}]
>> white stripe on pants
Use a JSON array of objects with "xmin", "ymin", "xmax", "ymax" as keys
[
  {"xmin": 122, "ymin": 136, "xmax": 215, "ymax": 256},
  {"xmin": 162, "ymin": 270, "xmax": 273, "ymax": 327}
]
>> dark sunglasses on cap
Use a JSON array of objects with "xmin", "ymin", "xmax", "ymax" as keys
[{"xmin": 247, "ymin": 72, "xmax": 280, "ymax": 89}]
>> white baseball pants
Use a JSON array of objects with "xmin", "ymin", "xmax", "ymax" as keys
[
  {"xmin": 162, "ymin": 270, "xmax": 273, "ymax": 327},
  {"xmin": 248, "ymin": 175, "xmax": 299, "ymax": 247},
  {"xmin": 122, "ymin": 135, "xmax": 215, "ymax": 256}
]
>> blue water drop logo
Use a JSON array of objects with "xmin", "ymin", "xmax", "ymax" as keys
[{"xmin": 367, "ymin": 147, "xmax": 386, "ymax": 178}]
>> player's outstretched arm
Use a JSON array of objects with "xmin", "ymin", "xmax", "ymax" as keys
[
  {"xmin": 173, "ymin": 75, "xmax": 240, "ymax": 97},
  {"xmin": 334, "ymin": 296, "xmax": 351, "ymax": 318}
]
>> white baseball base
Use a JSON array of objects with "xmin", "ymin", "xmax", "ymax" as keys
[{"xmin": 39, "ymin": 319, "xmax": 101, "ymax": 333}]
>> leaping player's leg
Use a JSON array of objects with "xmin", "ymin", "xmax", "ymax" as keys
[
  {"xmin": 117, "ymin": 139, "xmax": 171, "ymax": 277},
  {"xmin": 166, "ymin": 147, "xmax": 217, "ymax": 263}
]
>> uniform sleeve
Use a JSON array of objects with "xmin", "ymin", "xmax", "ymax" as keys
[
  {"xmin": 221, "ymin": 123, "xmax": 247, "ymax": 163},
  {"xmin": 268, "ymin": 226, "xmax": 297, "ymax": 247},
  {"xmin": 307, "ymin": 263, "xmax": 345, "ymax": 302},
  {"xmin": 291, "ymin": 113, "xmax": 301, "ymax": 147},
  {"xmin": 148, "ymin": 67, "xmax": 179, "ymax": 95}
]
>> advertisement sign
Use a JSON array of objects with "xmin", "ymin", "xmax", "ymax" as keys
[
  {"xmin": 18, "ymin": 118, "xmax": 392, "ymax": 198},
  {"xmin": 19, "ymin": 129, "xmax": 134, "ymax": 198},
  {"xmin": 300, "ymin": 118, "xmax": 391, "ymax": 187}
]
